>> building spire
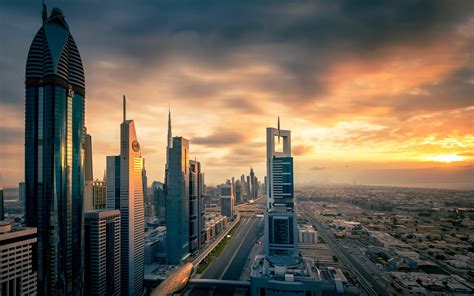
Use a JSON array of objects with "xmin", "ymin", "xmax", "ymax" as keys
[
  {"xmin": 167, "ymin": 107, "xmax": 172, "ymax": 149},
  {"xmin": 123, "ymin": 95, "xmax": 126, "ymax": 122},
  {"xmin": 42, "ymin": 0, "xmax": 47, "ymax": 24},
  {"xmin": 277, "ymin": 116, "xmax": 281, "ymax": 143}
]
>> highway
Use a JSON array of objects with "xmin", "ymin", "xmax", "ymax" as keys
[
  {"xmin": 302, "ymin": 210, "xmax": 388, "ymax": 296},
  {"xmin": 189, "ymin": 216, "xmax": 263, "ymax": 296}
]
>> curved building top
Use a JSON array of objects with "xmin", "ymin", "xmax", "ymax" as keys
[{"xmin": 26, "ymin": 7, "xmax": 85, "ymax": 95}]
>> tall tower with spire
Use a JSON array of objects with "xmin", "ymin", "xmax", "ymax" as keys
[
  {"xmin": 264, "ymin": 118, "xmax": 298, "ymax": 257},
  {"xmin": 25, "ymin": 6, "xmax": 85, "ymax": 295},
  {"xmin": 106, "ymin": 96, "xmax": 145, "ymax": 295}
]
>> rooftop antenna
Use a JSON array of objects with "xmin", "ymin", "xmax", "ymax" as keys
[
  {"xmin": 42, "ymin": 0, "xmax": 47, "ymax": 23},
  {"xmin": 123, "ymin": 95, "xmax": 126, "ymax": 121},
  {"xmin": 277, "ymin": 116, "xmax": 281, "ymax": 144}
]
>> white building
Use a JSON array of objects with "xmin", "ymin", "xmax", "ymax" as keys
[
  {"xmin": 0, "ymin": 222, "xmax": 37, "ymax": 295},
  {"xmin": 298, "ymin": 224, "xmax": 318, "ymax": 245}
]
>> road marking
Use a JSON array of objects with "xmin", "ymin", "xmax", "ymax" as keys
[{"xmin": 220, "ymin": 217, "xmax": 262, "ymax": 280}]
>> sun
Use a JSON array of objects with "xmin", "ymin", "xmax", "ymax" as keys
[{"xmin": 425, "ymin": 154, "xmax": 465, "ymax": 163}]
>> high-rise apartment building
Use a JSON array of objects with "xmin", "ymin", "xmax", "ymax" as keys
[
  {"xmin": 84, "ymin": 210, "xmax": 121, "ymax": 296},
  {"xmin": 106, "ymin": 96, "xmax": 145, "ymax": 295},
  {"xmin": 0, "ymin": 222, "xmax": 37, "ymax": 296},
  {"xmin": 24, "ymin": 6, "xmax": 85, "ymax": 295},
  {"xmin": 264, "ymin": 125, "xmax": 298, "ymax": 257},
  {"xmin": 166, "ymin": 137, "xmax": 190, "ymax": 265}
]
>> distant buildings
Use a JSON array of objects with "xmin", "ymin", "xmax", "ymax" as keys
[
  {"xmin": 106, "ymin": 96, "xmax": 145, "ymax": 295},
  {"xmin": 234, "ymin": 179, "xmax": 242, "ymax": 204},
  {"xmin": 165, "ymin": 136, "xmax": 190, "ymax": 265},
  {"xmin": 24, "ymin": 6, "xmax": 85, "ymax": 294},
  {"xmin": 84, "ymin": 210, "xmax": 121, "ymax": 296},
  {"xmin": 0, "ymin": 222, "xmax": 37, "ymax": 295},
  {"xmin": 18, "ymin": 182, "xmax": 25, "ymax": 207},
  {"xmin": 298, "ymin": 224, "xmax": 318, "ymax": 245},
  {"xmin": 220, "ymin": 184, "xmax": 235, "ymax": 219}
]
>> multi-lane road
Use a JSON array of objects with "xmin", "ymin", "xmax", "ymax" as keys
[
  {"xmin": 189, "ymin": 216, "xmax": 263, "ymax": 296},
  {"xmin": 302, "ymin": 210, "xmax": 389, "ymax": 296}
]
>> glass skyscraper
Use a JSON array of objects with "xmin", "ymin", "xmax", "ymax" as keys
[
  {"xmin": 24, "ymin": 7, "xmax": 85, "ymax": 295},
  {"xmin": 166, "ymin": 137, "xmax": 190, "ymax": 265}
]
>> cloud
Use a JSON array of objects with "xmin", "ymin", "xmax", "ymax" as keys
[
  {"xmin": 311, "ymin": 166, "xmax": 326, "ymax": 171},
  {"xmin": 0, "ymin": 0, "xmax": 473, "ymax": 186},
  {"xmin": 293, "ymin": 144, "xmax": 313, "ymax": 156}
]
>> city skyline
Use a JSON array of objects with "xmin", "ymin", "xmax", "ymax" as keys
[{"xmin": 1, "ymin": 1, "xmax": 474, "ymax": 189}]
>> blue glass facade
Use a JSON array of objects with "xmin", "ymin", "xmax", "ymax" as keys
[{"xmin": 25, "ymin": 8, "xmax": 85, "ymax": 296}]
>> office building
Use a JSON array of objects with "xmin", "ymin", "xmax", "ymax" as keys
[
  {"xmin": 189, "ymin": 160, "xmax": 205, "ymax": 251},
  {"xmin": 234, "ymin": 179, "xmax": 242, "ymax": 204},
  {"xmin": 151, "ymin": 181, "xmax": 166, "ymax": 223},
  {"xmin": 264, "ymin": 123, "xmax": 298, "ymax": 257},
  {"xmin": 19, "ymin": 182, "xmax": 25, "ymax": 207},
  {"xmin": 251, "ymin": 121, "xmax": 357, "ymax": 296},
  {"xmin": 0, "ymin": 222, "xmax": 37, "ymax": 295},
  {"xmin": 220, "ymin": 184, "xmax": 234, "ymax": 219},
  {"xmin": 142, "ymin": 158, "xmax": 148, "ymax": 204},
  {"xmin": 166, "ymin": 137, "xmax": 190, "ymax": 265},
  {"xmin": 0, "ymin": 187, "xmax": 3, "ymax": 221},
  {"xmin": 84, "ymin": 210, "xmax": 121, "ymax": 296},
  {"xmin": 85, "ymin": 180, "xmax": 107, "ymax": 212},
  {"xmin": 188, "ymin": 160, "xmax": 198, "ymax": 253},
  {"xmin": 106, "ymin": 96, "xmax": 145, "ymax": 295},
  {"xmin": 25, "ymin": 6, "xmax": 85, "ymax": 295}
]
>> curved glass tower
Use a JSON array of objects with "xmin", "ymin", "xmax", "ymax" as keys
[{"xmin": 25, "ymin": 7, "xmax": 85, "ymax": 296}]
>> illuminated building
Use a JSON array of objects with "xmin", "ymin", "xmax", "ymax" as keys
[
  {"xmin": 24, "ymin": 6, "xmax": 85, "ymax": 295},
  {"xmin": 106, "ymin": 96, "xmax": 145, "ymax": 295}
]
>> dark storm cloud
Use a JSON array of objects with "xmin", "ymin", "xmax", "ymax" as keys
[{"xmin": 2, "ymin": 0, "xmax": 473, "ymax": 107}]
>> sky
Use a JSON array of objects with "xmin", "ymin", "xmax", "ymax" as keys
[{"xmin": 0, "ymin": 0, "xmax": 473, "ymax": 189}]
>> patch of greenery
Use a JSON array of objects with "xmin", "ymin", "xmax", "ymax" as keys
[{"xmin": 195, "ymin": 220, "xmax": 242, "ymax": 274}]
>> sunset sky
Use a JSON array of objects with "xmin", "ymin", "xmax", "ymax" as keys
[{"xmin": 1, "ymin": 0, "xmax": 473, "ymax": 189}]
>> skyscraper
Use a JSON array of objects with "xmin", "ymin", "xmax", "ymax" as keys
[
  {"xmin": 84, "ymin": 210, "xmax": 121, "ymax": 296},
  {"xmin": 0, "ymin": 187, "xmax": 3, "ymax": 221},
  {"xmin": 106, "ymin": 96, "xmax": 145, "ymax": 295},
  {"xmin": 166, "ymin": 137, "xmax": 190, "ymax": 265},
  {"xmin": 220, "ymin": 184, "xmax": 235, "ymax": 219},
  {"xmin": 24, "ymin": 6, "xmax": 85, "ymax": 295},
  {"xmin": 151, "ymin": 181, "xmax": 166, "ymax": 223},
  {"xmin": 189, "ymin": 160, "xmax": 199, "ymax": 254},
  {"xmin": 0, "ymin": 222, "xmax": 37, "ymax": 295},
  {"xmin": 264, "ymin": 123, "xmax": 298, "ymax": 257},
  {"xmin": 189, "ymin": 159, "xmax": 205, "ymax": 252}
]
